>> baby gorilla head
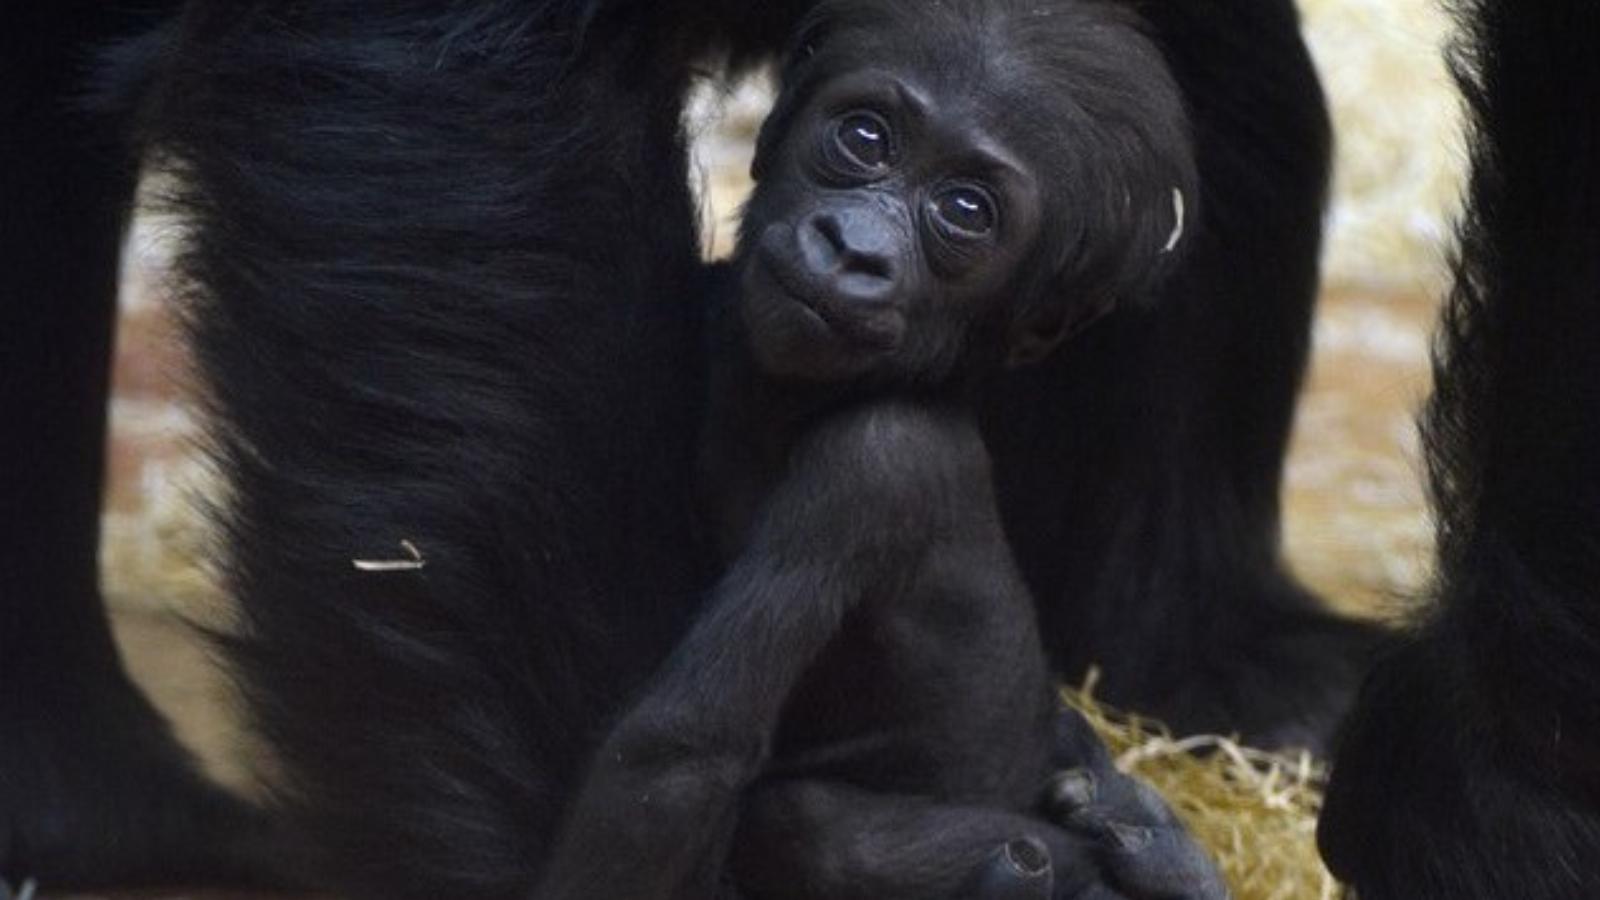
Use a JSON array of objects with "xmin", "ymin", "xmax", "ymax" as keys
[{"xmin": 735, "ymin": 0, "xmax": 1195, "ymax": 383}]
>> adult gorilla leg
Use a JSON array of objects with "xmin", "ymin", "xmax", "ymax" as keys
[
  {"xmin": 985, "ymin": 0, "xmax": 1380, "ymax": 751},
  {"xmin": 138, "ymin": 3, "xmax": 813, "ymax": 897},
  {"xmin": 0, "ymin": 4, "xmax": 284, "ymax": 889},
  {"xmin": 1320, "ymin": 0, "xmax": 1600, "ymax": 895}
]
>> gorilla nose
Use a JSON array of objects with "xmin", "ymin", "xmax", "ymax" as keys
[{"xmin": 799, "ymin": 210, "xmax": 897, "ymax": 303}]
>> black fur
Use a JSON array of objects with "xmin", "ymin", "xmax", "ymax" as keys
[
  {"xmin": 134, "ymin": 5, "xmax": 750, "ymax": 896},
  {"xmin": 534, "ymin": 4, "xmax": 1219, "ymax": 895},
  {"xmin": 4, "ymin": 0, "xmax": 1379, "ymax": 894},
  {"xmin": 982, "ymin": 0, "xmax": 1383, "ymax": 752},
  {"xmin": 1319, "ymin": 0, "xmax": 1600, "ymax": 895},
  {"xmin": 1, "ymin": 3, "xmax": 290, "ymax": 891}
]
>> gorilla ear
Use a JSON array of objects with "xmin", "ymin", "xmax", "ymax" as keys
[
  {"xmin": 750, "ymin": 129, "xmax": 773, "ymax": 182},
  {"xmin": 1004, "ymin": 180, "xmax": 1190, "ymax": 368},
  {"xmin": 1005, "ymin": 298, "xmax": 1109, "ymax": 368},
  {"xmin": 750, "ymin": 87, "xmax": 803, "ymax": 184}
]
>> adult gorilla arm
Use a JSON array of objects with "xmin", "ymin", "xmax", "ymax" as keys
[
  {"xmin": 986, "ymin": 0, "xmax": 1382, "ymax": 752},
  {"xmin": 135, "ymin": 3, "xmax": 812, "ymax": 897},
  {"xmin": 1319, "ymin": 0, "xmax": 1600, "ymax": 895}
]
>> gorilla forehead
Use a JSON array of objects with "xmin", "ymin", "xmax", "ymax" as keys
[
  {"xmin": 801, "ymin": 0, "xmax": 1160, "ymax": 103},
  {"xmin": 796, "ymin": 0, "xmax": 1174, "ymax": 191}
]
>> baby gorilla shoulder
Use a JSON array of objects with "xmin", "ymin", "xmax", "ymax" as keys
[{"xmin": 793, "ymin": 402, "xmax": 996, "ymax": 535}]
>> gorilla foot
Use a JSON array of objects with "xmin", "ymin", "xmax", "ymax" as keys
[{"xmin": 1047, "ymin": 708, "xmax": 1230, "ymax": 900}]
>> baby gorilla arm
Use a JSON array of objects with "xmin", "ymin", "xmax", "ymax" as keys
[
  {"xmin": 537, "ymin": 408, "xmax": 953, "ymax": 896},
  {"xmin": 531, "ymin": 556, "xmax": 851, "ymax": 900},
  {"xmin": 534, "ymin": 407, "xmax": 1222, "ymax": 899},
  {"xmin": 533, "ymin": 407, "xmax": 972, "ymax": 899}
]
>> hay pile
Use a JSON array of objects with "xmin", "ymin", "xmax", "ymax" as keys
[{"xmin": 1064, "ymin": 674, "xmax": 1337, "ymax": 900}]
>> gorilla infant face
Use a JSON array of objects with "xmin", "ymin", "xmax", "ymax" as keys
[
  {"xmin": 739, "ymin": 66, "xmax": 1046, "ymax": 382},
  {"xmin": 734, "ymin": 0, "xmax": 1197, "ymax": 385}
]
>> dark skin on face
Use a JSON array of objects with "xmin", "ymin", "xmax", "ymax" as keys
[
  {"xmin": 532, "ymin": 3, "xmax": 1217, "ymax": 899},
  {"xmin": 737, "ymin": 56, "xmax": 1080, "ymax": 387},
  {"xmin": 738, "ymin": 66, "xmax": 1050, "ymax": 384}
]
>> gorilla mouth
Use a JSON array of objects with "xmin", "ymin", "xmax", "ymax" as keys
[
  {"xmin": 756, "ymin": 254, "xmax": 902, "ymax": 350},
  {"xmin": 759, "ymin": 256, "xmax": 832, "ymax": 326}
]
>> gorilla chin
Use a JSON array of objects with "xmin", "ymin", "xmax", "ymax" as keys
[{"xmin": 738, "ymin": 222, "xmax": 907, "ymax": 383}]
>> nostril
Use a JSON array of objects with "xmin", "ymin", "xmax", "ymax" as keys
[
  {"xmin": 812, "ymin": 213, "xmax": 846, "ymax": 252},
  {"xmin": 803, "ymin": 211, "xmax": 895, "ymax": 282},
  {"xmin": 799, "ymin": 214, "xmax": 844, "ymax": 273},
  {"xmin": 849, "ymin": 252, "xmax": 893, "ymax": 280}
]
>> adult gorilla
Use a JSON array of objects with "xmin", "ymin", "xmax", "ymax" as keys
[
  {"xmin": 1, "ymin": 0, "xmax": 1370, "ymax": 896},
  {"xmin": 1319, "ymin": 0, "xmax": 1600, "ymax": 895}
]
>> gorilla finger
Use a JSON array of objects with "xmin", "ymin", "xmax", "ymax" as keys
[
  {"xmin": 1047, "ymin": 768, "xmax": 1181, "ymax": 831},
  {"xmin": 1101, "ymin": 826, "xmax": 1229, "ymax": 900},
  {"xmin": 965, "ymin": 837, "xmax": 1055, "ymax": 900},
  {"xmin": 1053, "ymin": 707, "xmax": 1117, "ymax": 770},
  {"xmin": 1118, "ymin": 777, "xmax": 1184, "ymax": 828},
  {"xmin": 1044, "ymin": 767, "xmax": 1099, "ymax": 821}
]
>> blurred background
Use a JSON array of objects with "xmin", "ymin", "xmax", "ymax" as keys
[{"xmin": 99, "ymin": 0, "xmax": 1465, "ymax": 801}]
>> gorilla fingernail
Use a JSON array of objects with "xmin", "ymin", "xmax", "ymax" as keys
[
  {"xmin": 1046, "ymin": 768, "xmax": 1097, "ymax": 814},
  {"xmin": 1107, "ymin": 822, "xmax": 1155, "ymax": 853}
]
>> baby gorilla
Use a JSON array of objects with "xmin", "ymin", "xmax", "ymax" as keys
[{"xmin": 535, "ymin": 2, "xmax": 1218, "ymax": 898}]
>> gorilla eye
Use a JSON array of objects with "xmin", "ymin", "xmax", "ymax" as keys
[
  {"xmin": 931, "ymin": 186, "xmax": 997, "ymax": 237},
  {"xmin": 834, "ymin": 112, "xmax": 894, "ymax": 169}
]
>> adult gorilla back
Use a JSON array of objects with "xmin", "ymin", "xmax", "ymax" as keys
[{"xmin": 115, "ymin": 0, "xmax": 1363, "ymax": 896}]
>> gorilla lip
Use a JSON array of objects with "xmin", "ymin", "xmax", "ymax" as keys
[{"xmin": 754, "ymin": 248, "xmax": 902, "ymax": 350}]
